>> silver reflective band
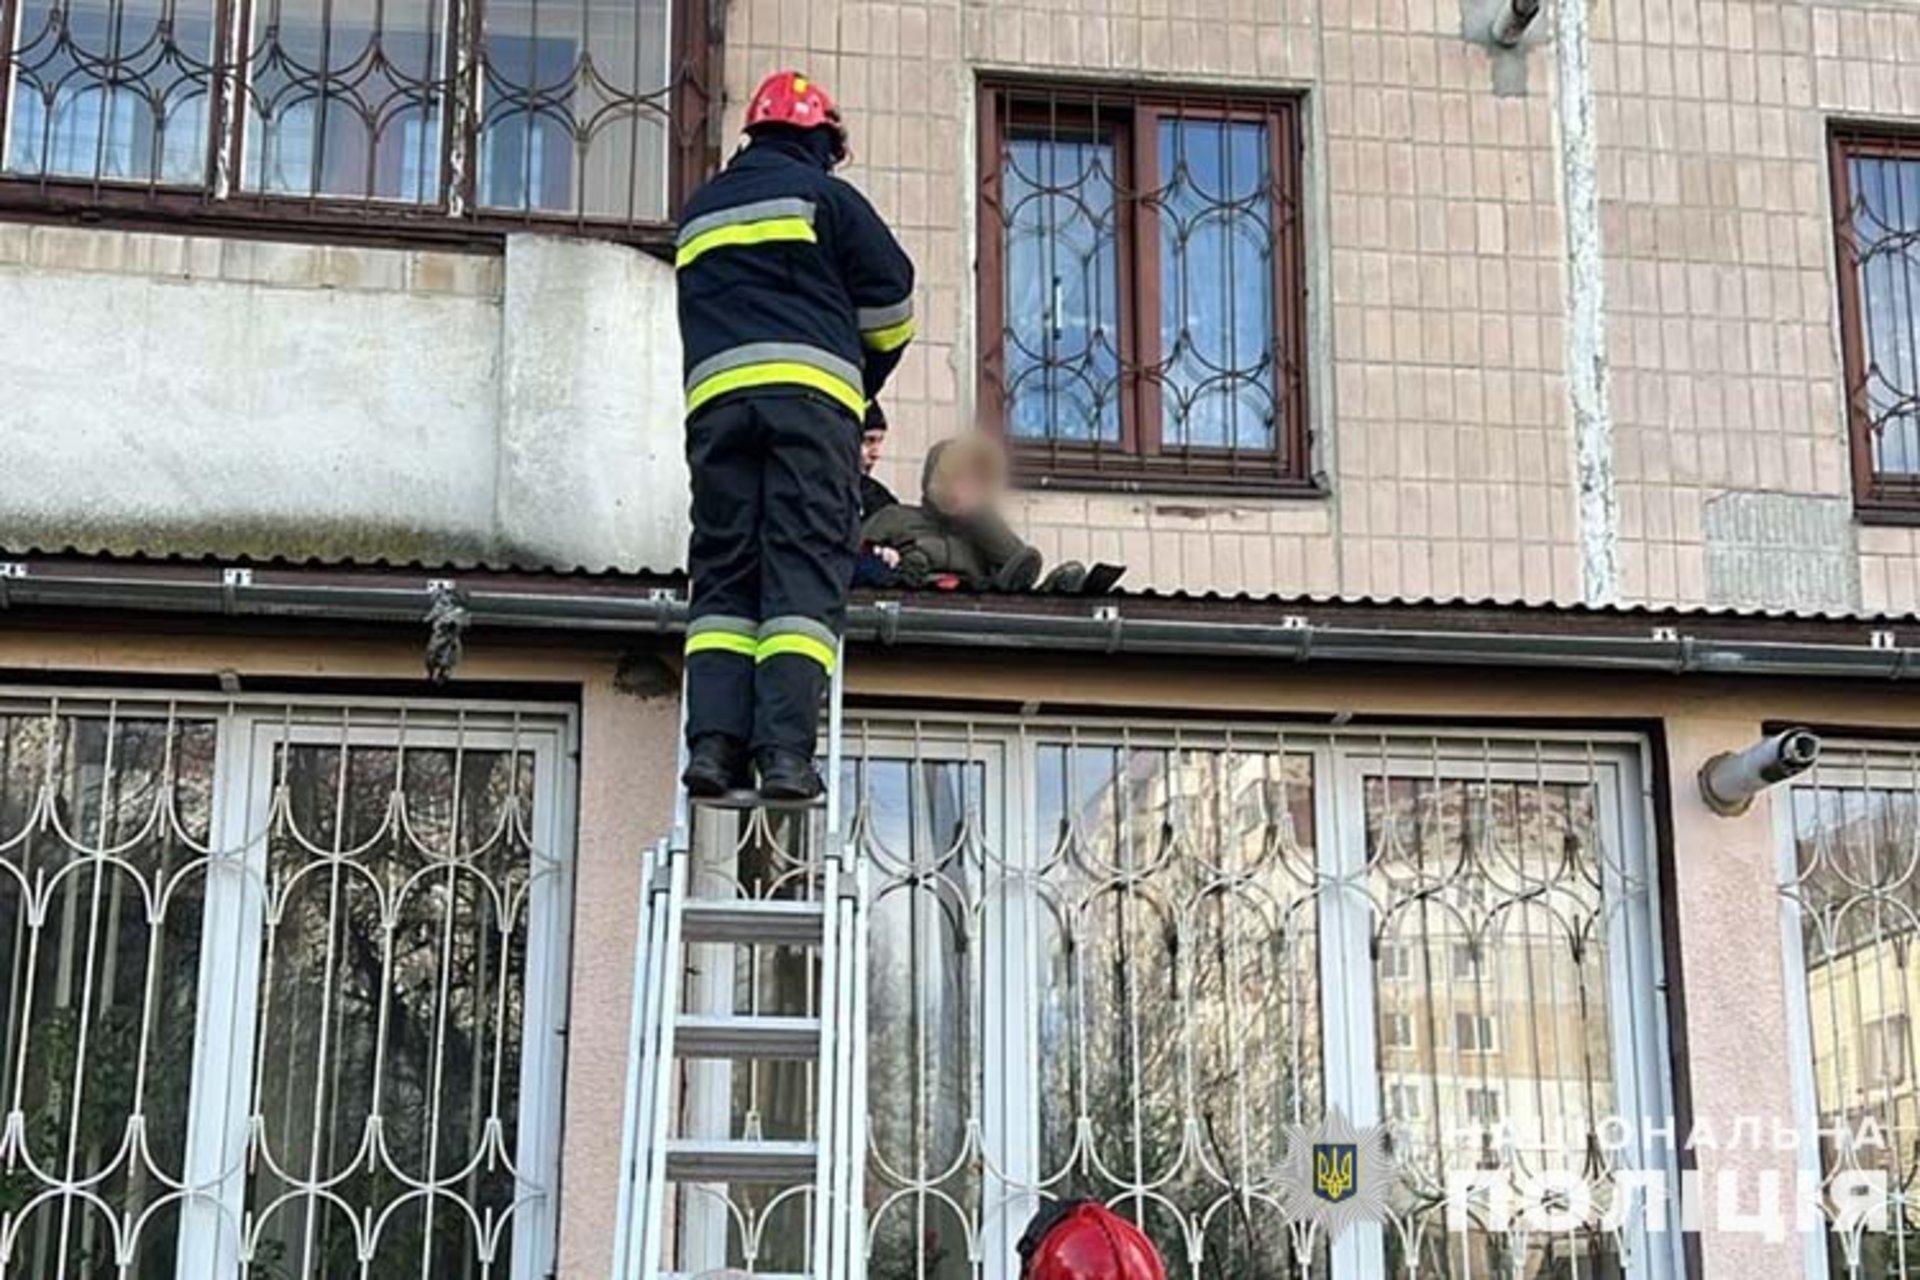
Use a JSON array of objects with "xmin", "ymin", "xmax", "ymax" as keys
[
  {"xmin": 685, "ymin": 342, "xmax": 866, "ymax": 395},
  {"xmin": 758, "ymin": 614, "xmax": 838, "ymax": 648},
  {"xmin": 675, "ymin": 196, "xmax": 818, "ymax": 248},
  {"xmin": 688, "ymin": 614, "xmax": 759, "ymax": 637},
  {"xmin": 855, "ymin": 298, "xmax": 914, "ymax": 331}
]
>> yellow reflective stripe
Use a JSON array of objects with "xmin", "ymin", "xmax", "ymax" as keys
[
  {"xmin": 860, "ymin": 317, "xmax": 917, "ymax": 352},
  {"xmin": 686, "ymin": 632, "xmax": 758, "ymax": 658},
  {"xmin": 675, "ymin": 217, "xmax": 818, "ymax": 269},
  {"xmin": 755, "ymin": 633, "xmax": 838, "ymax": 672},
  {"xmin": 686, "ymin": 361, "xmax": 866, "ymax": 418}
]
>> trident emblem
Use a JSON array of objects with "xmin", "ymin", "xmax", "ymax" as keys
[{"xmin": 1313, "ymin": 1143, "xmax": 1357, "ymax": 1203}]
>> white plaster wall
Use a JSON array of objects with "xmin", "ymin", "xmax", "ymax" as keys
[{"xmin": 0, "ymin": 225, "xmax": 689, "ymax": 571}]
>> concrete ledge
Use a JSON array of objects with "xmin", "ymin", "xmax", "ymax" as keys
[{"xmin": 0, "ymin": 222, "xmax": 503, "ymax": 298}]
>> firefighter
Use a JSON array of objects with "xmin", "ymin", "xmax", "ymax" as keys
[
  {"xmin": 1018, "ymin": 1200, "xmax": 1169, "ymax": 1280},
  {"xmin": 676, "ymin": 70, "xmax": 916, "ymax": 801}
]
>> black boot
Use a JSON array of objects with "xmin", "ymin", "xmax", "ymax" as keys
[
  {"xmin": 757, "ymin": 748, "xmax": 824, "ymax": 802},
  {"xmin": 989, "ymin": 545, "xmax": 1043, "ymax": 592},
  {"xmin": 682, "ymin": 734, "xmax": 750, "ymax": 798},
  {"xmin": 1038, "ymin": 560, "xmax": 1089, "ymax": 593}
]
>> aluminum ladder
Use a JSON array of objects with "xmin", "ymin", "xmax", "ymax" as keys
[{"xmin": 612, "ymin": 641, "xmax": 868, "ymax": 1279}]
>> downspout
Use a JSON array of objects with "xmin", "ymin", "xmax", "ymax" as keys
[{"xmin": 1552, "ymin": 0, "xmax": 1621, "ymax": 604}]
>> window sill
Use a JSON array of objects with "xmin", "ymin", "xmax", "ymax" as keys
[
  {"xmin": 0, "ymin": 181, "xmax": 677, "ymax": 255},
  {"xmin": 1012, "ymin": 460, "xmax": 1330, "ymax": 501},
  {"xmin": 1855, "ymin": 498, "xmax": 1920, "ymax": 527}
]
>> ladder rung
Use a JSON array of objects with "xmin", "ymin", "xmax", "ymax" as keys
[
  {"xmin": 675, "ymin": 1014, "xmax": 821, "ymax": 1059},
  {"xmin": 681, "ymin": 898, "xmax": 826, "ymax": 947},
  {"xmin": 665, "ymin": 1138, "xmax": 818, "ymax": 1183}
]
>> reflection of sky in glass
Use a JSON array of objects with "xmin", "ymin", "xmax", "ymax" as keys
[
  {"xmin": 1003, "ymin": 133, "xmax": 1123, "ymax": 444},
  {"xmin": 1852, "ymin": 155, "xmax": 1920, "ymax": 478},
  {"xmin": 5, "ymin": 0, "xmax": 214, "ymax": 184},
  {"xmin": 1159, "ymin": 118, "xmax": 1277, "ymax": 451}
]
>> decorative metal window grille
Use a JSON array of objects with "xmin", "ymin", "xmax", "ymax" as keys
[
  {"xmin": 1781, "ymin": 743, "xmax": 1920, "ymax": 1280},
  {"xmin": 977, "ymin": 83, "xmax": 1311, "ymax": 495},
  {"xmin": 0, "ymin": 691, "xmax": 575, "ymax": 1278},
  {"xmin": 1833, "ymin": 127, "xmax": 1920, "ymax": 513},
  {"xmin": 661, "ymin": 719, "xmax": 1678, "ymax": 1279},
  {"xmin": 0, "ymin": 0, "xmax": 713, "ymax": 240}
]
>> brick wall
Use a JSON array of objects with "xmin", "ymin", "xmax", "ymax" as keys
[{"xmin": 723, "ymin": 0, "xmax": 1919, "ymax": 614}]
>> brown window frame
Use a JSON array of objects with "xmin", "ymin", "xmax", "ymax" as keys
[
  {"xmin": 0, "ymin": 0, "xmax": 718, "ymax": 249},
  {"xmin": 977, "ymin": 79, "xmax": 1314, "ymax": 497},
  {"xmin": 1832, "ymin": 123, "xmax": 1920, "ymax": 518}
]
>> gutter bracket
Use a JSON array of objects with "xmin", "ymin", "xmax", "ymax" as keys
[
  {"xmin": 1892, "ymin": 647, "xmax": 1916, "ymax": 682},
  {"xmin": 1282, "ymin": 614, "xmax": 1314, "ymax": 662},
  {"xmin": 1093, "ymin": 605, "xmax": 1123, "ymax": 653},
  {"xmin": 647, "ymin": 587, "xmax": 679, "ymax": 631},
  {"xmin": 221, "ymin": 567, "xmax": 252, "ymax": 614},
  {"xmin": 873, "ymin": 599, "xmax": 901, "ymax": 646},
  {"xmin": 424, "ymin": 582, "xmax": 471, "ymax": 685}
]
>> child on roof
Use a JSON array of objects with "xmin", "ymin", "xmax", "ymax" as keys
[{"xmin": 860, "ymin": 432, "xmax": 1089, "ymax": 592}]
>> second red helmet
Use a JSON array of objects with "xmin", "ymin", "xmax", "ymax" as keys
[{"xmin": 1019, "ymin": 1200, "xmax": 1169, "ymax": 1280}]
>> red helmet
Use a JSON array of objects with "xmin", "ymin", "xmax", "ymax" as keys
[
  {"xmin": 744, "ymin": 70, "xmax": 848, "ymax": 161},
  {"xmin": 1019, "ymin": 1201, "xmax": 1168, "ymax": 1280}
]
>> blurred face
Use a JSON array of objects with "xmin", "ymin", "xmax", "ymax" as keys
[
  {"xmin": 940, "ymin": 465, "xmax": 991, "ymax": 518},
  {"xmin": 860, "ymin": 428, "xmax": 886, "ymax": 475}
]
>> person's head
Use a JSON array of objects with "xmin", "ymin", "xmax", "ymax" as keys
[
  {"xmin": 862, "ymin": 403, "xmax": 888, "ymax": 476},
  {"xmin": 1019, "ymin": 1201, "xmax": 1167, "ymax": 1280},
  {"xmin": 921, "ymin": 432, "xmax": 1008, "ymax": 520},
  {"xmin": 743, "ymin": 70, "xmax": 849, "ymax": 169}
]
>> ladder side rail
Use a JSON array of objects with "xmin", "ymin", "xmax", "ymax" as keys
[
  {"xmin": 620, "ymin": 840, "xmax": 675, "ymax": 1279},
  {"xmin": 839, "ymin": 845, "xmax": 873, "ymax": 1274},
  {"xmin": 637, "ymin": 845, "xmax": 691, "ymax": 1279},
  {"xmin": 630, "ymin": 663, "xmax": 697, "ymax": 1280},
  {"xmin": 811, "ymin": 642, "xmax": 849, "ymax": 1277},
  {"xmin": 826, "ymin": 885, "xmax": 861, "ymax": 1276},
  {"xmin": 611, "ymin": 835, "xmax": 663, "ymax": 1279},
  {"xmin": 809, "ymin": 850, "xmax": 842, "ymax": 1277}
]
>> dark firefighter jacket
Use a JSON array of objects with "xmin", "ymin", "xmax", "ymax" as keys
[{"xmin": 676, "ymin": 130, "xmax": 917, "ymax": 422}]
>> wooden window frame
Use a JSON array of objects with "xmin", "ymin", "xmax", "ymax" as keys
[
  {"xmin": 977, "ymin": 78, "xmax": 1314, "ymax": 497},
  {"xmin": 1832, "ymin": 122, "xmax": 1920, "ymax": 518},
  {"xmin": 0, "ymin": 0, "xmax": 717, "ymax": 249}
]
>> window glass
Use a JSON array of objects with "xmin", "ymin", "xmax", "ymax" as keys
[
  {"xmin": 658, "ymin": 726, "xmax": 1671, "ymax": 1279},
  {"xmin": 1786, "ymin": 752, "xmax": 1920, "ymax": 1278},
  {"xmin": 241, "ymin": 0, "xmax": 448, "ymax": 202},
  {"xmin": 0, "ymin": 696, "xmax": 572, "ymax": 1279},
  {"xmin": 1847, "ymin": 152, "xmax": 1920, "ymax": 483},
  {"xmin": 1364, "ymin": 765, "xmax": 1634, "ymax": 1278},
  {"xmin": 4, "ymin": 0, "xmax": 214, "ymax": 183},
  {"xmin": 476, "ymin": 0, "xmax": 671, "ymax": 219},
  {"xmin": 1157, "ymin": 117, "xmax": 1277, "ymax": 452},
  {"xmin": 1003, "ymin": 127, "xmax": 1124, "ymax": 445}
]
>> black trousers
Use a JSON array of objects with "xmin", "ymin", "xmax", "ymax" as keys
[{"xmin": 684, "ymin": 391, "xmax": 860, "ymax": 759}]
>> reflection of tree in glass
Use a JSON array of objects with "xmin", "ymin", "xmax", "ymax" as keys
[
  {"xmin": 248, "ymin": 740, "xmax": 536, "ymax": 1278},
  {"xmin": 0, "ymin": 712, "xmax": 215, "ymax": 1278},
  {"xmin": 862, "ymin": 758, "xmax": 980, "ymax": 1280}
]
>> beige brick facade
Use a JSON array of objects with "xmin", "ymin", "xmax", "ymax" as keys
[{"xmin": 725, "ymin": 0, "xmax": 1920, "ymax": 614}]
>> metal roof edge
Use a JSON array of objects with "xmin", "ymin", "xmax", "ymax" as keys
[{"xmin": 0, "ymin": 557, "xmax": 1915, "ymax": 682}]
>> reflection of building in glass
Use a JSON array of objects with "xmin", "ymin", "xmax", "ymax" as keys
[{"xmin": 1789, "ymin": 770, "xmax": 1920, "ymax": 1278}]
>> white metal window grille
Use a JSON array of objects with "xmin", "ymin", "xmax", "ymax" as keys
[
  {"xmin": 0, "ymin": 691, "xmax": 575, "ymax": 1279},
  {"xmin": 668, "ymin": 719, "xmax": 1677, "ymax": 1280},
  {"xmin": 1780, "ymin": 744, "xmax": 1920, "ymax": 1280}
]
